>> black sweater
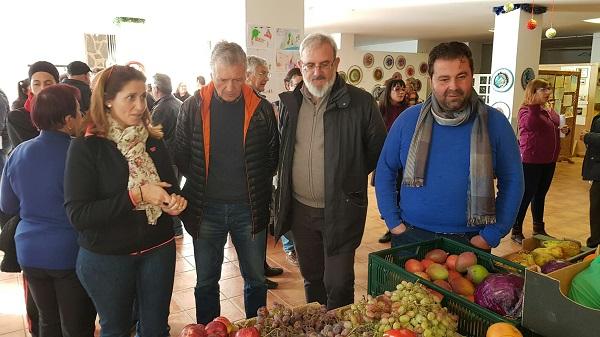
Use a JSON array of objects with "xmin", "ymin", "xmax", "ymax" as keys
[{"xmin": 64, "ymin": 134, "xmax": 179, "ymax": 255}]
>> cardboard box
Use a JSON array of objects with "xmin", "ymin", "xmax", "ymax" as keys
[
  {"xmin": 522, "ymin": 259, "xmax": 600, "ymax": 337},
  {"xmin": 521, "ymin": 235, "xmax": 595, "ymax": 262}
]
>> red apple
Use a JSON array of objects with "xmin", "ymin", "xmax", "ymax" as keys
[
  {"xmin": 180, "ymin": 323, "xmax": 207, "ymax": 337},
  {"xmin": 205, "ymin": 321, "xmax": 228, "ymax": 337},
  {"xmin": 420, "ymin": 258, "xmax": 435, "ymax": 270},
  {"xmin": 234, "ymin": 327, "xmax": 260, "ymax": 337},
  {"xmin": 212, "ymin": 316, "xmax": 233, "ymax": 334}
]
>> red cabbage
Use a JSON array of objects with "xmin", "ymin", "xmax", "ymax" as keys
[
  {"xmin": 474, "ymin": 273, "xmax": 524, "ymax": 318},
  {"xmin": 541, "ymin": 260, "xmax": 572, "ymax": 274}
]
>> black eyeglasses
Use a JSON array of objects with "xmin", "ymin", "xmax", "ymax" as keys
[{"xmin": 301, "ymin": 60, "xmax": 334, "ymax": 72}]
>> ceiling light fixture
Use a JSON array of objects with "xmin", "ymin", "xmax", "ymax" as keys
[{"xmin": 583, "ymin": 18, "xmax": 600, "ymax": 24}]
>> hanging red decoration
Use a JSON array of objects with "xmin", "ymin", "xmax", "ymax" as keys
[{"xmin": 527, "ymin": 0, "xmax": 537, "ymax": 30}]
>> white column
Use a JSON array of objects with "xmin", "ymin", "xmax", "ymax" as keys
[
  {"xmin": 592, "ymin": 32, "xmax": 600, "ymax": 63},
  {"xmin": 489, "ymin": 9, "xmax": 543, "ymax": 129}
]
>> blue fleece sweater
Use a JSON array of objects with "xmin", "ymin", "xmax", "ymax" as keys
[
  {"xmin": 0, "ymin": 130, "xmax": 79, "ymax": 269},
  {"xmin": 375, "ymin": 104, "xmax": 524, "ymax": 247}
]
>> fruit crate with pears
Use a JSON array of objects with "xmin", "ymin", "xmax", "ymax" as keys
[{"xmin": 368, "ymin": 237, "xmax": 529, "ymax": 337}]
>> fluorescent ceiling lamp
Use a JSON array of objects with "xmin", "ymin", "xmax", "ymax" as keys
[{"xmin": 583, "ymin": 18, "xmax": 600, "ymax": 24}]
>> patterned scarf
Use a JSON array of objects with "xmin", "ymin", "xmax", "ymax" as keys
[
  {"xmin": 402, "ymin": 90, "xmax": 496, "ymax": 226},
  {"xmin": 107, "ymin": 116, "xmax": 162, "ymax": 224}
]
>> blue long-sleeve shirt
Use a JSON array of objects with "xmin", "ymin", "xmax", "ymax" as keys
[
  {"xmin": 375, "ymin": 104, "xmax": 524, "ymax": 247},
  {"xmin": 0, "ymin": 130, "xmax": 79, "ymax": 269}
]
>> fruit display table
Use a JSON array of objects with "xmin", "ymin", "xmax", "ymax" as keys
[{"xmin": 368, "ymin": 238, "xmax": 527, "ymax": 337}]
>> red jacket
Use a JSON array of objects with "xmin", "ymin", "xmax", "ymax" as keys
[{"xmin": 518, "ymin": 104, "xmax": 560, "ymax": 164}]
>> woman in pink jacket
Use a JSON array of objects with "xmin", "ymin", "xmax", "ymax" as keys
[{"xmin": 511, "ymin": 79, "xmax": 569, "ymax": 244}]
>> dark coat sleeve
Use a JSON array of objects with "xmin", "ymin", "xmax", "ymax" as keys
[
  {"xmin": 64, "ymin": 137, "xmax": 135, "ymax": 231},
  {"xmin": 174, "ymin": 94, "xmax": 198, "ymax": 177},
  {"xmin": 262, "ymin": 100, "xmax": 279, "ymax": 176},
  {"xmin": 7, "ymin": 109, "xmax": 39, "ymax": 150},
  {"xmin": 364, "ymin": 96, "xmax": 387, "ymax": 173}
]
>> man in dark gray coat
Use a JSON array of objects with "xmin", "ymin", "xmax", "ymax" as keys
[
  {"xmin": 274, "ymin": 33, "xmax": 387, "ymax": 310},
  {"xmin": 151, "ymin": 73, "xmax": 183, "ymax": 237}
]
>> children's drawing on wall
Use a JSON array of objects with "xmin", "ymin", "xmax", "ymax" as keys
[
  {"xmin": 276, "ymin": 28, "xmax": 301, "ymax": 51},
  {"xmin": 248, "ymin": 25, "xmax": 273, "ymax": 49},
  {"xmin": 275, "ymin": 51, "xmax": 300, "ymax": 72}
]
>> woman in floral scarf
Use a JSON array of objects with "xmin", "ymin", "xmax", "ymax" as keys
[{"xmin": 64, "ymin": 65, "xmax": 187, "ymax": 337}]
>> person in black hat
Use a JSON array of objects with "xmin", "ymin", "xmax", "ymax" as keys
[
  {"xmin": 7, "ymin": 61, "xmax": 60, "ymax": 151},
  {"xmin": 63, "ymin": 61, "xmax": 92, "ymax": 114},
  {"xmin": 5, "ymin": 60, "xmax": 60, "ymax": 337}
]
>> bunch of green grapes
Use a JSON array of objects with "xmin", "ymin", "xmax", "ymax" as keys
[{"xmin": 375, "ymin": 281, "xmax": 460, "ymax": 337}]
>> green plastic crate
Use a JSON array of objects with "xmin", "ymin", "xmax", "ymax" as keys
[{"xmin": 368, "ymin": 237, "xmax": 527, "ymax": 337}]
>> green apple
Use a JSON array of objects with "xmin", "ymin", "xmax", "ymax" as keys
[{"xmin": 466, "ymin": 265, "xmax": 489, "ymax": 285}]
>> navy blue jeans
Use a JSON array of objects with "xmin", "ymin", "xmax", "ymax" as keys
[
  {"xmin": 391, "ymin": 224, "xmax": 480, "ymax": 249},
  {"xmin": 281, "ymin": 232, "xmax": 295, "ymax": 253},
  {"xmin": 193, "ymin": 201, "xmax": 267, "ymax": 324},
  {"xmin": 76, "ymin": 241, "xmax": 176, "ymax": 337}
]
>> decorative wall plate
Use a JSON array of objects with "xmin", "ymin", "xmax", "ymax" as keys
[
  {"xmin": 414, "ymin": 79, "xmax": 422, "ymax": 92},
  {"xmin": 405, "ymin": 65, "xmax": 415, "ymax": 77},
  {"xmin": 383, "ymin": 55, "xmax": 394, "ymax": 69},
  {"xmin": 492, "ymin": 101, "xmax": 511, "ymax": 119},
  {"xmin": 396, "ymin": 55, "xmax": 406, "ymax": 70},
  {"xmin": 521, "ymin": 67, "xmax": 535, "ymax": 89},
  {"xmin": 419, "ymin": 62, "xmax": 428, "ymax": 75},
  {"xmin": 338, "ymin": 71, "xmax": 347, "ymax": 82},
  {"xmin": 372, "ymin": 85, "xmax": 385, "ymax": 100},
  {"xmin": 491, "ymin": 68, "xmax": 514, "ymax": 92},
  {"xmin": 373, "ymin": 67, "xmax": 384, "ymax": 81},
  {"xmin": 363, "ymin": 53, "xmax": 374, "ymax": 68},
  {"xmin": 348, "ymin": 65, "xmax": 363, "ymax": 85},
  {"xmin": 392, "ymin": 71, "xmax": 402, "ymax": 80}
]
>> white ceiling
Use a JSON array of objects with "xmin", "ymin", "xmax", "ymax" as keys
[{"xmin": 305, "ymin": 0, "xmax": 600, "ymax": 43}]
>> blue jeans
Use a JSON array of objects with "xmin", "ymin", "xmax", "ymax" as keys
[
  {"xmin": 76, "ymin": 242, "xmax": 176, "ymax": 337},
  {"xmin": 281, "ymin": 232, "xmax": 295, "ymax": 253},
  {"xmin": 391, "ymin": 224, "xmax": 481, "ymax": 250},
  {"xmin": 193, "ymin": 201, "xmax": 267, "ymax": 324}
]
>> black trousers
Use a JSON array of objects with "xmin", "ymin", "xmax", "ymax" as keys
[
  {"xmin": 25, "ymin": 278, "xmax": 41, "ymax": 337},
  {"xmin": 290, "ymin": 200, "xmax": 355, "ymax": 310},
  {"xmin": 22, "ymin": 267, "xmax": 96, "ymax": 337},
  {"xmin": 588, "ymin": 180, "xmax": 600, "ymax": 248},
  {"xmin": 512, "ymin": 163, "xmax": 556, "ymax": 234}
]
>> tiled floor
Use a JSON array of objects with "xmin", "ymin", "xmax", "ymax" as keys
[{"xmin": 0, "ymin": 158, "xmax": 592, "ymax": 336}]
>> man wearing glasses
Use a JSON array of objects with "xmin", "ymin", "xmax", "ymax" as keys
[
  {"xmin": 274, "ymin": 33, "xmax": 387, "ymax": 310},
  {"xmin": 246, "ymin": 56, "xmax": 271, "ymax": 95},
  {"xmin": 245, "ymin": 56, "xmax": 286, "ymax": 290}
]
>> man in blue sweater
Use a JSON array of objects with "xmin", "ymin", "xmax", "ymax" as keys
[{"xmin": 375, "ymin": 42, "xmax": 524, "ymax": 250}]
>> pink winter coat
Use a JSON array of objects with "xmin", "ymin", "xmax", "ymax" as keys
[{"xmin": 517, "ymin": 104, "xmax": 560, "ymax": 164}]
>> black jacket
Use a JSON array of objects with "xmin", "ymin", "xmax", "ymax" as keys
[
  {"xmin": 64, "ymin": 135, "xmax": 180, "ymax": 255},
  {"xmin": 583, "ymin": 114, "xmax": 600, "ymax": 181},
  {"xmin": 274, "ymin": 76, "xmax": 387, "ymax": 256},
  {"xmin": 62, "ymin": 78, "xmax": 92, "ymax": 113},
  {"xmin": 174, "ymin": 92, "xmax": 191, "ymax": 103},
  {"xmin": 151, "ymin": 94, "xmax": 181, "ymax": 154},
  {"xmin": 174, "ymin": 83, "xmax": 279, "ymax": 237},
  {"xmin": 0, "ymin": 214, "xmax": 20, "ymax": 272},
  {"xmin": 7, "ymin": 107, "xmax": 38, "ymax": 152}
]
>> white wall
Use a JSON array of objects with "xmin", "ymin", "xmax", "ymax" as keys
[
  {"xmin": 245, "ymin": 0, "xmax": 304, "ymax": 102},
  {"xmin": 0, "ymin": 0, "xmax": 247, "ymax": 104},
  {"xmin": 336, "ymin": 34, "xmax": 430, "ymax": 101}
]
